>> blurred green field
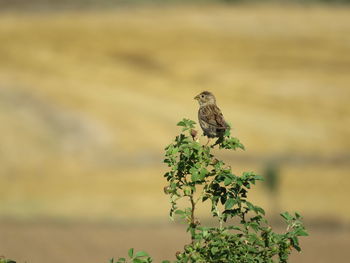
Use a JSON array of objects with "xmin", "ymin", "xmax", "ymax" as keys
[{"xmin": 0, "ymin": 4, "xmax": 349, "ymax": 224}]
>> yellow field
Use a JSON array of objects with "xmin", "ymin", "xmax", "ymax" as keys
[{"xmin": 0, "ymin": 4, "xmax": 349, "ymax": 225}]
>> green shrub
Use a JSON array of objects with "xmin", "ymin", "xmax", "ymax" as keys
[{"xmin": 112, "ymin": 118, "xmax": 308, "ymax": 263}]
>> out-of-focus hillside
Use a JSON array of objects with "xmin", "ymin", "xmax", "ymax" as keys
[{"xmin": 0, "ymin": 5, "xmax": 349, "ymax": 222}]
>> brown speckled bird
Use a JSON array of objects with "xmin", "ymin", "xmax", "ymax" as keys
[{"xmin": 194, "ymin": 91, "xmax": 228, "ymax": 142}]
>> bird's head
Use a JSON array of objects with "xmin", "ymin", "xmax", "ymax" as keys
[{"xmin": 194, "ymin": 91, "xmax": 216, "ymax": 106}]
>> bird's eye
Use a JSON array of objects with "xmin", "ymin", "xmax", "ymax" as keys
[{"xmin": 201, "ymin": 95, "xmax": 204, "ymax": 98}]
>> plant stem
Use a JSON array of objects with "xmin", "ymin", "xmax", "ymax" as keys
[
  {"xmin": 190, "ymin": 195, "xmax": 196, "ymax": 242},
  {"xmin": 214, "ymin": 204, "xmax": 223, "ymax": 230}
]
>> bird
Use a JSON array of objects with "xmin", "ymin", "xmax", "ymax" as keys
[{"xmin": 194, "ymin": 91, "xmax": 229, "ymax": 144}]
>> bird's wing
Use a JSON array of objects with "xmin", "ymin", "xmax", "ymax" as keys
[{"xmin": 199, "ymin": 104, "xmax": 227, "ymax": 129}]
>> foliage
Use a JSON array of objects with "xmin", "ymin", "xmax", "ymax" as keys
[
  {"xmin": 109, "ymin": 248, "xmax": 152, "ymax": 263},
  {"xmin": 114, "ymin": 118, "xmax": 308, "ymax": 262},
  {"xmin": 0, "ymin": 258, "xmax": 16, "ymax": 263}
]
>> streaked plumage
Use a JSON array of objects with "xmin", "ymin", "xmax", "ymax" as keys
[{"xmin": 194, "ymin": 91, "xmax": 228, "ymax": 138}]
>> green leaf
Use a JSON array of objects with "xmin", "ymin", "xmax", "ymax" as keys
[
  {"xmin": 190, "ymin": 168, "xmax": 201, "ymax": 182},
  {"xmin": 281, "ymin": 212, "xmax": 292, "ymax": 221},
  {"xmin": 253, "ymin": 175, "xmax": 264, "ymax": 181},
  {"xmin": 135, "ymin": 251, "xmax": 149, "ymax": 258},
  {"xmin": 128, "ymin": 248, "xmax": 134, "ymax": 258},
  {"xmin": 199, "ymin": 168, "xmax": 208, "ymax": 180},
  {"xmin": 172, "ymin": 147, "xmax": 179, "ymax": 155},
  {"xmin": 177, "ymin": 118, "xmax": 196, "ymax": 130},
  {"xmin": 177, "ymin": 120, "xmax": 186, "ymax": 127},
  {"xmin": 175, "ymin": 209, "xmax": 185, "ymax": 215},
  {"xmin": 248, "ymin": 233, "xmax": 259, "ymax": 243},
  {"xmin": 255, "ymin": 205, "xmax": 265, "ymax": 215},
  {"xmin": 211, "ymin": 247, "xmax": 219, "ymax": 254},
  {"xmin": 250, "ymin": 222, "xmax": 259, "ymax": 232},
  {"xmin": 224, "ymin": 177, "xmax": 233, "ymax": 186},
  {"xmin": 291, "ymin": 237, "xmax": 301, "ymax": 252},
  {"xmin": 183, "ymin": 147, "xmax": 190, "ymax": 156},
  {"xmin": 225, "ymin": 198, "xmax": 237, "ymax": 210},
  {"xmin": 246, "ymin": 201, "xmax": 254, "ymax": 210},
  {"xmin": 245, "ymin": 202, "xmax": 265, "ymax": 215},
  {"xmin": 295, "ymin": 229, "xmax": 309, "ymax": 236}
]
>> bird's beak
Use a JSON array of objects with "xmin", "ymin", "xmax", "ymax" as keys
[{"xmin": 194, "ymin": 95, "xmax": 200, "ymax": 100}]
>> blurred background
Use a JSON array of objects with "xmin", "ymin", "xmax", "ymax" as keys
[{"xmin": 0, "ymin": 0, "xmax": 349, "ymax": 262}]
